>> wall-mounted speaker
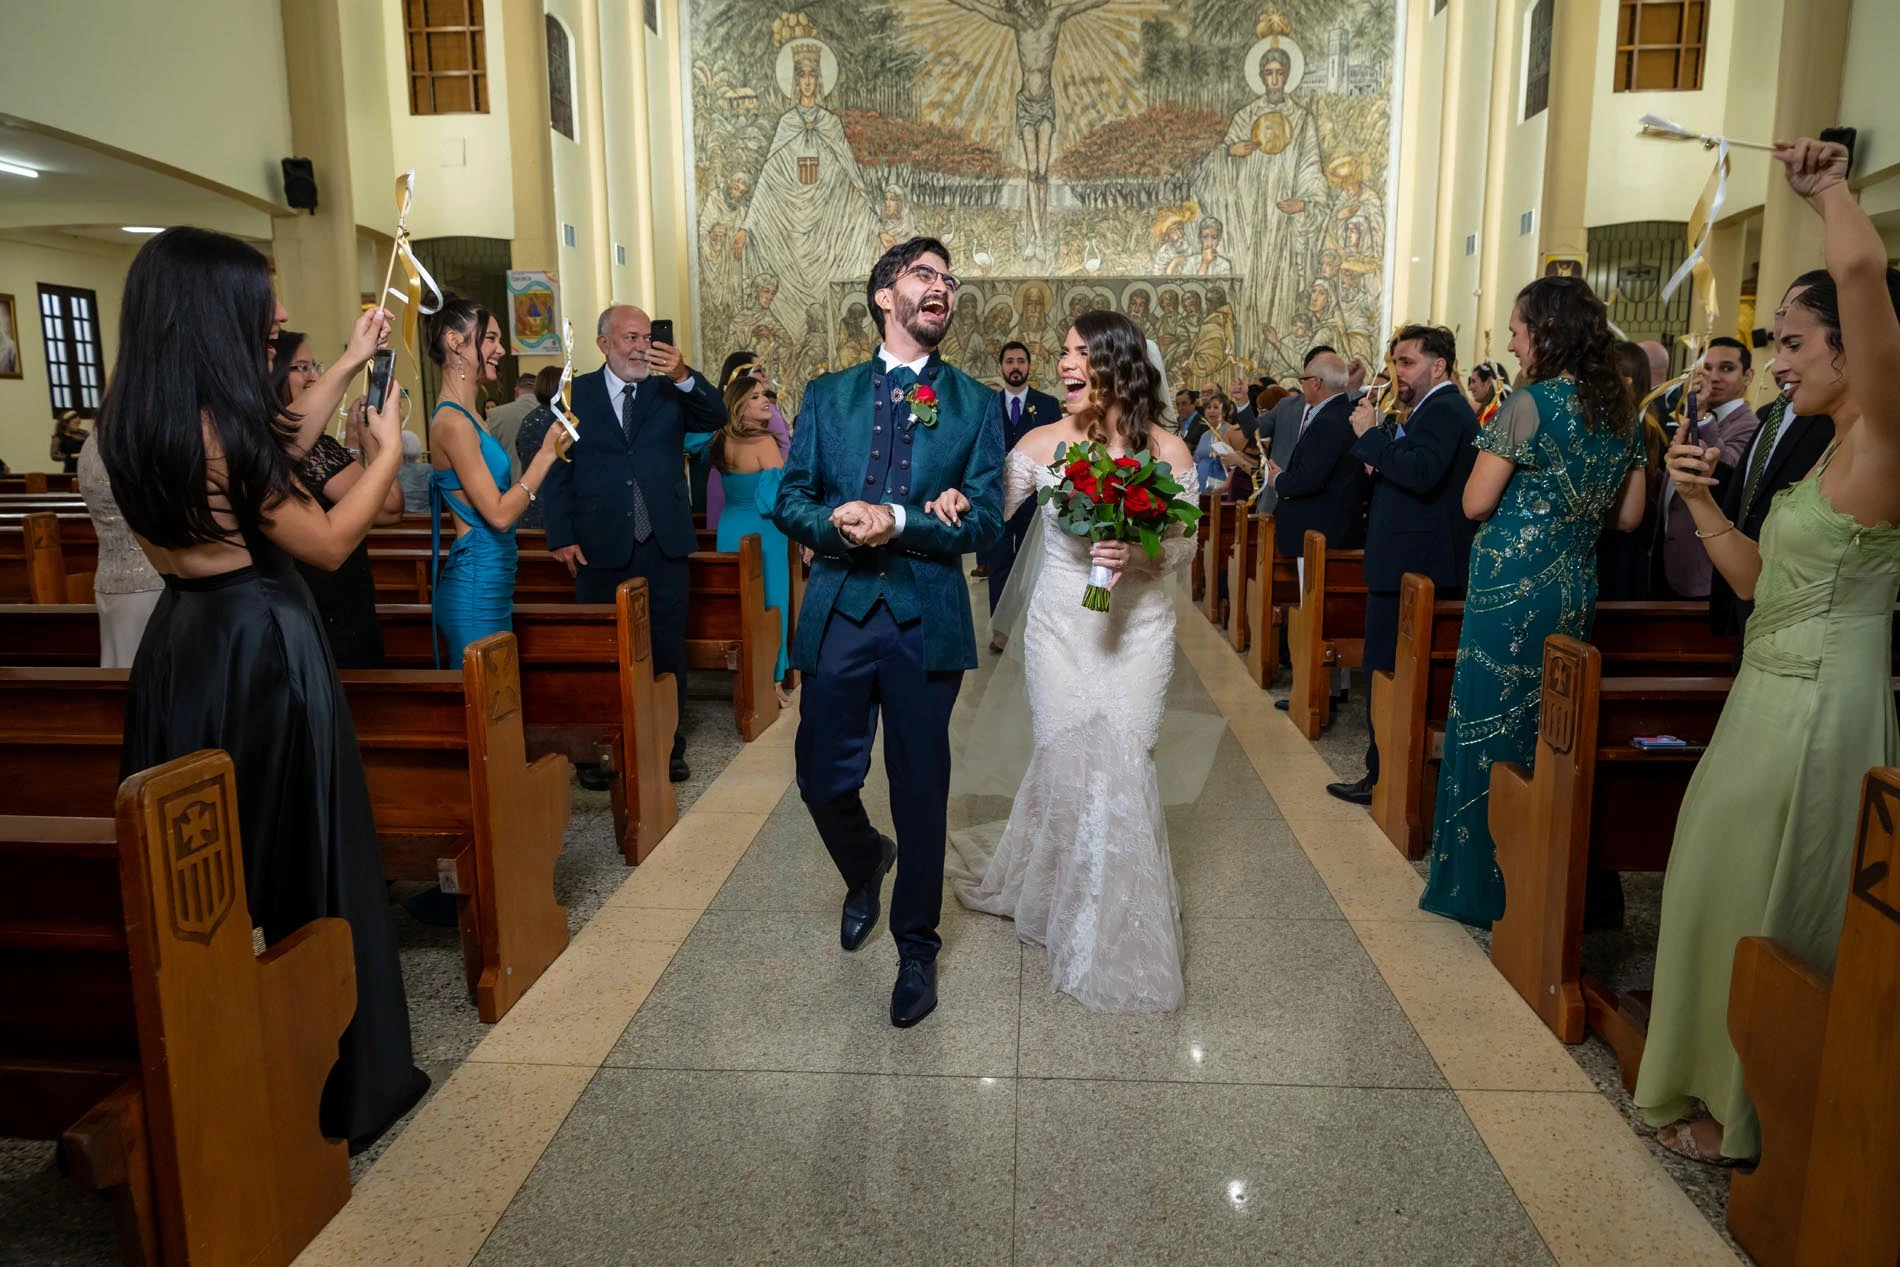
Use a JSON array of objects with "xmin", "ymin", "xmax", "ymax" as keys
[{"xmin": 282, "ymin": 158, "xmax": 318, "ymax": 214}]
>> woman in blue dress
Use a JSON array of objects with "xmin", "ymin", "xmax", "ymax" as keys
[
  {"xmin": 709, "ymin": 371, "xmax": 795, "ymax": 708},
  {"xmin": 1419, "ymin": 277, "xmax": 1648, "ymax": 928},
  {"xmin": 426, "ymin": 297, "xmax": 569, "ymax": 663}
]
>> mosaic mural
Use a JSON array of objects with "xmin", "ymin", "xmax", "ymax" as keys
[{"xmin": 687, "ymin": 0, "xmax": 1396, "ymax": 408}]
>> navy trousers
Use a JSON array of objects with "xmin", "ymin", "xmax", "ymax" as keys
[
  {"xmin": 795, "ymin": 601, "xmax": 963, "ymax": 961},
  {"xmin": 576, "ymin": 541, "xmax": 688, "ymax": 757}
]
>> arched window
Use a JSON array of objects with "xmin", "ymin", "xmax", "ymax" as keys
[{"xmin": 546, "ymin": 15, "xmax": 575, "ymax": 139}]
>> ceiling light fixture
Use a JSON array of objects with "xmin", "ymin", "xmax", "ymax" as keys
[
  {"xmin": 0, "ymin": 160, "xmax": 39, "ymax": 179},
  {"xmin": 122, "ymin": 226, "xmax": 163, "ymax": 234}
]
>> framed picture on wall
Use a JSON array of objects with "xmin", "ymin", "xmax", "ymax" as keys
[
  {"xmin": 505, "ymin": 270, "xmax": 561, "ymax": 355},
  {"xmin": 0, "ymin": 293, "xmax": 20, "ymax": 379}
]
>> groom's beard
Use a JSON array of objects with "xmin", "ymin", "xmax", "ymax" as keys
[{"xmin": 894, "ymin": 292, "xmax": 949, "ymax": 349}]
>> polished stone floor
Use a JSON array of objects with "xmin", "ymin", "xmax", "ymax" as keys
[{"xmin": 2, "ymin": 593, "xmax": 1752, "ymax": 1267}]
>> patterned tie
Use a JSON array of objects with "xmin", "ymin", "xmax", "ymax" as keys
[
  {"xmin": 1010, "ymin": 394, "xmax": 1022, "ymax": 430},
  {"xmin": 621, "ymin": 382, "xmax": 653, "ymax": 543},
  {"xmin": 1737, "ymin": 400, "xmax": 1784, "ymax": 522}
]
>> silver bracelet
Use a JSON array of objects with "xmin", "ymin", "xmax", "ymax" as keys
[
  {"xmin": 1693, "ymin": 520, "xmax": 1735, "ymax": 540},
  {"xmin": 517, "ymin": 482, "xmax": 536, "ymax": 503}
]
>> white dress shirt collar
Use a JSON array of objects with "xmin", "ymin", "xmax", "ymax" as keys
[
  {"xmin": 876, "ymin": 345, "xmax": 930, "ymax": 376},
  {"xmin": 1709, "ymin": 397, "xmax": 1747, "ymax": 423}
]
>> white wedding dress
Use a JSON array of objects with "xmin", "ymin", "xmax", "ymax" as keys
[{"xmin": 950, "ymin": 450, "xmax": 1211, "ymax": 1012}]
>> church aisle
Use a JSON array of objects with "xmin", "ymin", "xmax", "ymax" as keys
[{"xmin": 294, "ymin": 584, "xmax": 1742, "ymax": 1267}]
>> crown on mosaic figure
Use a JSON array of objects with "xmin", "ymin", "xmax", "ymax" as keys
[
  {"xmin": 771, "ymin": 10, "xmax": 818, "ymax": 48},
  {"xmin": 1256, "ymin": 10, "xmax": 1293, "ymax": 40}
]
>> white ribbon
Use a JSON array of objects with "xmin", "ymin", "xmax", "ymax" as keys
[
  {"xmin": 554, "ymin": 319, "xmax": 581, "ymax": 444},
  {"xmin": 396, "ymin": 236, "xmax": 444, "ymax": 317},
  {"xmin": 1638, "ymin": 115, "xmax": 1731, "ymax": 306}
]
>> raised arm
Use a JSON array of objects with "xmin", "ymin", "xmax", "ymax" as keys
[
  {"xmin": 1352, "ymin": 396, "xmax": 1466, "ymax": 495},
  {"xmin": 283, "ymin": 308, "xmax": 392, "ymax": 458},
  {"xmin": 1793, "ymin": 142, "xmax": 1900, "ymax": 449},
  {"xmin": 257, "ymin": 381, "xmax": 405, "ymax": 570},
  {"xmin": 942, "ymin": 0, "xmax": 1014, "ymax": 25},
  {"xmin": 1052, "ymin": 0, "xmax": 1112, "ymax": 18}
]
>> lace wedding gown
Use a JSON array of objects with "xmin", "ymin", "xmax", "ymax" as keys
[{"xmin": 952, "ymin": 450, "xmax": 1202, "ymax": 1012}]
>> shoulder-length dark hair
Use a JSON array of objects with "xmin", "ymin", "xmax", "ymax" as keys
[
  {"xmin": 96, "ymin": 227, "xmax": 305, "ymax": 548},
  {"xmin": 1513, "ymin": 277, "xmax": 1632, "ymax": 435},
  {"xmin": 267, "ymin": 329, "xmax": 307, "ymax": 406},
  {"xmin": 1071, "ymin": 309, "xmax": 1166, "ymax": 451}
]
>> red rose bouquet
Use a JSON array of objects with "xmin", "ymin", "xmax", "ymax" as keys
[{"xmin": 1037, "ymin": 440, "xmax": 1202, "ymax": 611}]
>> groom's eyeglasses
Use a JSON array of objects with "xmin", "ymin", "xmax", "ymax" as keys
[{"xmin": 900, "ymin": 263, "xmax": 960, "ymax": 293}]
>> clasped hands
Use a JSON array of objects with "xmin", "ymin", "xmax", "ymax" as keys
[{"xmin": 831, "ymin": 487, "xmax": 975, "ymax": 547}]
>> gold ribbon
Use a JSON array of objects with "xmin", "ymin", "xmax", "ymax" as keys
[{"xmin": 375, "ymin": 171, "xmax": 443, "ymax": 361}]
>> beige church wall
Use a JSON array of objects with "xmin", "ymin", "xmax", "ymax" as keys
[
  {"xmin": 1582, "ymin": 0, "xmax": 1740, "ymax": 228},
  {"xmin": 1841, "ymin": 0, "xmax": 1900, "ymax": 180},
  {"xmin": 0, "ymin": 232, "xmax": 136, "ymax": 474},
  {"xmin": 378, "ymin": 1, "xmax": 517, "ymax": 243},
  {"xmin": 1488, "ymin": 21, "xmax": 1548, "ymax": 365},
  {"xmin": 684, "ymin": 0, "xmax": 1400, "ymax": 412},
  {"xmin": 1390, "ymin": 0, "xmax": 1446, "ymax": 330},
  {"xmin": 1432, "ymin": 0, "xmax": 1498, "ymax": 360},
  {"xmin": 337, "ymin": 0, "xmax": 400, "ymax": 237},
  {"xmin": 598, "ymin": 0, "xmax": 646, "ymax": 314},
  {"xmin": 546, "ymin": 2, "xmax": 605, "ymax": 343},
  {"xmin": 1707, "ymin": 0, "xmax": 1781, "ymax": 222},
  {"xmin": 0, "ymin": 1, "xmax": 292, "ymax": 210},
  {"xmin": 645, "ymin": 0, "xmax": 696, "ymax": 358}
]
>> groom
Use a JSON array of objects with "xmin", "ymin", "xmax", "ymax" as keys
[{"xmin": 773, "ymin": 237, "xmax": 1004, "ymax": 1027}]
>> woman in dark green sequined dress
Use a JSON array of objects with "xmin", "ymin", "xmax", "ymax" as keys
[{"xmin": 1419, "ymin": 278, "xmax": 1647, "ymax": 928}]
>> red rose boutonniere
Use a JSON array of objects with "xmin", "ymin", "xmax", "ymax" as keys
[{"xmin": 907, "ymin": 383, "xmax": 938, "ymax": 428}]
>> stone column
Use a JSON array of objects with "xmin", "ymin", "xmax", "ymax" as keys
[
  {"xmin": 1537, "ymin": 0, "xmax": 1600, "ymax": 271},
  {"xmin": 1755, "ymin": 0, "xmax": 1852, "ymax": 313}
]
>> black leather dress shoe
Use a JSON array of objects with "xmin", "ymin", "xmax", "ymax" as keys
[
  {"xmin": 669, "ymin": 756, "xmax": 690, "ymax": 782},
  {"xmin": 841, "ymin": 836, "xmax": 898, "ymax": 951},
  {"xmin": 575, "ymin": 763, "xmax": 613, "ymax": 792},
  {"xmin": 1274, "ymin": 697, "xmax": 1290, "ymax": 711},
  {"xmin": 1325, "ymin": 775, "xmax": 1373, "ymax": 806},
  {"xmin": 890, "ymin": 957, "xmax": 938, "ymax": 1028}
]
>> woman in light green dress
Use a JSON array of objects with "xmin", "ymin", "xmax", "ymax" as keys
[{"xmin": 1636, "ymin": 138, "xmax": 1900, "ymax": 1164}]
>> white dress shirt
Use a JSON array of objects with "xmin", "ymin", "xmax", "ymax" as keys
[
  {"xmin": 603, "ymin": 365, "xmax": 698, "ymax": 418},
  {"xmin": 873, "ymin": 345, "xmax": 932, "ymax": 531}
]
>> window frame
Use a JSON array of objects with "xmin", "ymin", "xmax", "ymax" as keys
[
  {"xmin": 405, "ymin": 0, "xmax": 489, "ymax": 116},
  {"xmin": 37, "ymin": 284, "xmax": 104, "ymax": 419},
  {"xmin": 546, "ymin": 14, "xmax": 575, "ymax": 139},
  {"xmin": 1613, "ymin": 0, "xmax": 1708, "ymax": 93},
  {"xmin": 1523, "ymin": 0, "xmax": 1554, "ymax": 120}
]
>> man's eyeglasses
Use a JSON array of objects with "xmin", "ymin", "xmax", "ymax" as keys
[
  {"xmin": 1297, "ymin": 374, "xmax": 1320, "ymax": 384},
  {"xmin": 900, "ymin": 263, "xmax": 959, "ymax": 293}
]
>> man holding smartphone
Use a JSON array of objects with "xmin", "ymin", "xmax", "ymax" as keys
[{"xmin": 541, "ymin": 304, "xmax": 726, "ymax": 781}]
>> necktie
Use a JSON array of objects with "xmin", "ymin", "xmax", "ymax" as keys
[
  {"xmin": 1010, "ymin": 395, "xmax": 1022, "ymax": 430},
  {"xmin": 1297, "ymin": 406, "xmax": 1314, "ymax": 440},
  {"xmin": 1737, "ymin": 404, "xmax": 1784, "ymax": 521},
  {"xmin": 621, "ymin": 382, "xmax": 653, "ymax": 542}
]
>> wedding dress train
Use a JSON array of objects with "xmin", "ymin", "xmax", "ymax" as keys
[{"xmin": 951, "ymin": 450, "xmax": 1209, "ymax": 1012}]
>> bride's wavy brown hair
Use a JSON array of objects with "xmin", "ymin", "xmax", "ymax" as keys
[{"xmin": 1070, "ymin": 309, "xmax": 1166, "ymax": 451}]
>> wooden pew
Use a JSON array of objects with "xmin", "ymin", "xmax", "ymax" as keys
[
  {"xmin": 1198, "ymin": 493, "xmax": 1238, "ymax": 625},
  {"xmin": 1224, "ymin": 505, "xmax": 1258, "ymax": 652},
  {"xmin": 1243, "ymin": 516, "xmax": 1298, "ymax": 688},
  {"xmin": 1728, "ymin": 766, "xmax": 1900, "ymax": 1267},
  {"xmin": 1487, "ymin": 634, "xmax": 1734, "ymax": 1081},
  {"xmin": 1189, "ymin": 493, "xmax": 1213, "ymax": 604},
  {"xmin": 0, "ymin": 633, "xmax": 570, "ymax": 1023},
  {"xmin": 22, "ymin": 510, "xmax": 95, "ymax": 603},
  {"xmin": 1369, "ymin": 582, "xmax": 1738, "ymax": 860},
  {"xmin": 0, "ymin": 472, "xmax": 78, "ymax": 494},
  {"xmin": 1285, "ymin": 529, "xmax": 1366, "ymax": 739},
  {"xmin": 0, "ymin": 585, "xmax": 681, "ymax": 862},
  {"xmin": 0, "ymin": 750, "xmax": 353, "ymax": 1266},
  {"xmin": 1, "ymin": 511, "xmax": 97, "ymax": 602},
  {"xmin": 686, "ymin": 534, "xmax": 782, "ymax": 741},
  {"xmin": 377, "ymin": 582, "xmax": 679, "ymax": 862}
]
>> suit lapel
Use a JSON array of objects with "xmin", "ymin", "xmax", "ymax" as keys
[{"xmin": 1760, "ymin": 411, "xmax": 1818, "ymax": 493}]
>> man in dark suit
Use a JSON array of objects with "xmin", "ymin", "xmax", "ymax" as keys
[
  {"xmin": 1707, "ymin": 271, "xmax": 1836, "ymax": 651},
  {"xmin": 541, "ymin": 304, "xmax": 726, "ymax": 782},
  {"xmin": 1264, "ymin": 349, "xmax": 1368, "ymax": 558},
  {"xmin": 1325, "ymin": 325, "xmax": 1479, "ymax": 804},
  {"xmin": 979, "ymin": 340, "xmax": 1060, "ymax": 633}
]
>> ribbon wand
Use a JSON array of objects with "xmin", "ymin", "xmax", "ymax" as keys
[
  {"xmin": 1637, "ymin": 114, "xmax": 1774, "ymax": 153},
  {"xmin": 374, "ymin": 171, "xmax": 445, "ymax": 380},
  {"xmin": 552, "ymin": 319, "xmax": 583, "ymax": 462}
]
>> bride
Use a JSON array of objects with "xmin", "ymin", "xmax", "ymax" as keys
[{"xmin": 931, "ymin": 310, "xmax": 1202, "ymax": 1012}]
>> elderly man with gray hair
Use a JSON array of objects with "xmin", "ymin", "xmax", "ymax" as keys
[
  {"xmin": 1264, "ymin": 348, "xmax": 1368, "ymax": 559},
  {"xmin": 539, "ymin": 303, "xmax": 727, "ymax": 782}
]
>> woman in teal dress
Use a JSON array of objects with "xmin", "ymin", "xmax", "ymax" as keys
[
  {"xmin": 425, "ymin": 297, "xmax": 569, "ymax": 664},
  {"xmin": 705, "ymin": 372, "xmax": 796, "ymax": 707},
  {"xmin": 1636, "ymin": 139, "xmax": 1900, "ymax": 1164},
  {"xmin": 1419, "ymin": 277, "xmax": 1647, "ymax": 928}
]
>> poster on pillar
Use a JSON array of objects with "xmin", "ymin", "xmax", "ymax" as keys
[
  {"xmin": 684, "ymin": 1, "xmax": 1399, "ymax": 416},
  {"xmin": 507, "ymin": 270, "xmax": 563, "ymax": 355}
]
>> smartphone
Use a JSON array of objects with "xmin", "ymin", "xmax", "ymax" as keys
[
  {"xmin": 650, "ymin": 318, "xmax": 675, "ymax": 347},
  {"xmin": 367, "ymin": 348, "xmax": 396, "ymax": 412},
  {"xmin": 1631, "ymin": 735, "xmax": 1688, "ymax": 750}
]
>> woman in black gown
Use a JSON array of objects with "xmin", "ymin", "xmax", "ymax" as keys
[
  {"xmin": 96, "ymin": 228, "xmax": 428, "ymax": 1153},
  {"xmin": 269, "ymin": 330, "xmax": 404, "ymax": 666}
]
